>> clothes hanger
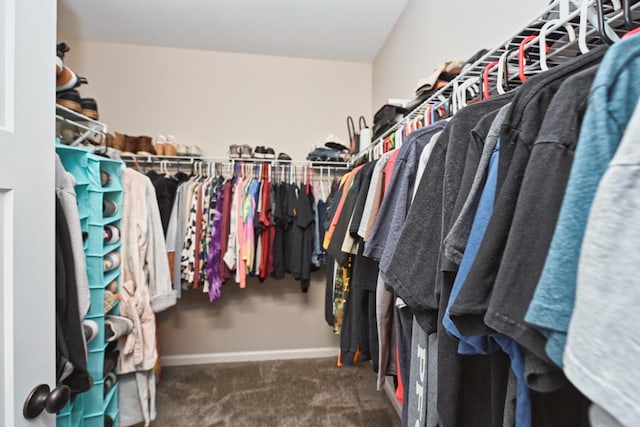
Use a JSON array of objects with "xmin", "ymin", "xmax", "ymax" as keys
[
  {"xmin": 596, "ymin": 0, "xmax": 621, "ymax": 44},
  {"xmin": 623, "ymin": 0, "xmax": 635, "ymax": 29},
  {"xmin": 496, "ymin": 48, "xmax": 517, "ymax": 95},
  {"xmin": 518, "ymin": 34, "xmax": 539, "ymax": 83},
  {"xmin": 320, "ymin": 166, "xmax": 327, "ymax": 200},
  {"xmin": 430, "ymin": 99, "xmax": 449, "ymax": 123},
  {"xmin": 539, "ymin": 20, "xmax": 576, "ymax": 71},
  {"xmin": 482, "ymin": 61, "xmax": 500, "ymax": 99}
]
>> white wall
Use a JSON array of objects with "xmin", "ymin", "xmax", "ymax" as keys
[
  {"xmin": 63, "ymin": 42, "xmax": 372, "ymax": 160},
  {"xmin": 372, "ymin": 0, "xmax": 549, "ymax": 111}
]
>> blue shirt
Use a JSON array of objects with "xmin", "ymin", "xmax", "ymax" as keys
[{"xmin": 444, "ymin": 139, "xmax": 531, "ymax": 427}]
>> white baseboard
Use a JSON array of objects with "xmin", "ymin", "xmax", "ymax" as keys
[{"xmin": 160, "ymin": 347, "xmax": 339, "ymax": 366}]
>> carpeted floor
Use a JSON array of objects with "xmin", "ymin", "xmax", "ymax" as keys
[{"xmin": 152, "ymin": 357, "xmax": 400, "ymax": 427}]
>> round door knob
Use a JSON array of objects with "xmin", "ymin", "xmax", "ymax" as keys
[{"xmin": 23, "ymin": 384, "xmax": 71, "ymax": 419}]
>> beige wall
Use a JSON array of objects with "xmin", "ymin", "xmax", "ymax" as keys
[
  {"xmin": 157, "ymin": 274, "xmax": 337, "ymax": 357},
  {"xmin": 62, "ymin": 41, "xmax": 372, "ymax": 160},
  {"xmin": 59, "ymin": 41, "xmax": 370, "ymax": 357},
  {"xmin": 372, "ymin": 0, "xmax": 549, "ymax": 111}
]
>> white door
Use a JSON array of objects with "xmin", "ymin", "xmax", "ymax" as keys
[{"xmin": 0, "ymin": 0, "xmax": 57, "ymax": 426}]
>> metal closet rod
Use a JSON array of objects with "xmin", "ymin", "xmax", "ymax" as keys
[
  {"xmin": 120, "ymin": 154, "xmax": 351, "ymax": 169},
  {"xmin": 348, "ymin": 0, "xmax": 624, "ymax": 166}
]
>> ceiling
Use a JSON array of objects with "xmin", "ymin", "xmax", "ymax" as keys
[{"xmin": 58, "ymin": 0, "xmax": 408, "ymax": 63}]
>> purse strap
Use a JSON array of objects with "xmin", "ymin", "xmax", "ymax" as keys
[
  {"xmin": 358, "ymin": 116, "xmax": 368, "ymax": 130},
  {"xmin": 347, "ymin": 116, "xmax": 356, "ymax": 140}
]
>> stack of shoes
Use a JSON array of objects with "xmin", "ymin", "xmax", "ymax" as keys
[
  {"xmin": 253, "ymin": 146, "xmax": 276, "ymax": 159},
  {"xmin": 56, "ymin": 42, "xmax": 99, "ymax": 121},
  {"xmin": 277, "ymin": 152, "xmax": 292, "ymax": 161}
]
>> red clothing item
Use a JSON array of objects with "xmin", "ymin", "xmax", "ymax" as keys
[{"xmin": 322, "ymin": 165, "xmax": 363, "ymax": 249}]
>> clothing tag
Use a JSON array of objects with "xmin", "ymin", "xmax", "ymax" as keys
[{"xmin": 395, "ymin": 297, "xmax": 407, "ymax": 309}]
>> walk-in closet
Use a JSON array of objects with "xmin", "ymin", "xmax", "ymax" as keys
[{"xmin": 2, "ymin": 0, "xmax": 640, "ymax": 426}]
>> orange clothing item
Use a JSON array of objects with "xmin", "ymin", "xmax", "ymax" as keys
[{"xmin": 322, "ymin": 165, "xmax": 364, "ymax": 249}]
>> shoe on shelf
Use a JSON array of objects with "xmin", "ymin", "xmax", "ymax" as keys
[
  {"xmin": 83, "ymin": 319, "xmax": 99, "ymax": 344},
  {"xmin": 264, "ymin": 147, "xmax": 276, "ymax": 159},
  {"xmin": 277, "ymin": 152, "xmax": 292, "ymax": 161},
  {"xmin": 104, "ymin": 372, "xmax": 117, "ymax": 397},
  {"xmin": 106, "ymin": 280, "xmax": 118, "ymax": 294},
  {"xmin": 103, "ymin": 198, "xmax": 118, "ymax": 217},
  {"xmin": 56, "ymin": 89, "xmax": 82, "ymax": 112},
  {"xmin": 122, "ymin": 135, "xmax": 139, "ymax": 155},
  {"xmin": 56, "ymin": 66, "xmax": 78, "ymax": 92},
  {"xmin": 176, "ymin": 143, "xmax": 188, "ymax": 156},
  {"xmin": 155, "ymin": 135, "xmax": 167, "ymax": 156},
  {"xmin": 103, "ymin": 347, "xmax": 119, "ymax": 374},
  {"xmin": 103, "ymin": 251, "xmax": 121, "ymax": 272},
  {"xmin": 55, "ymin": 55, "xmax": 64, "ymax": 77},
  {"xmin": 107, "ymin": 132, "xmax": 126, "ymax": 152},
  {"xmin": 57, "ymin": 42, "xmax": 70, "ymax": 60},
  {"xmin": 241, "ymin": 144, "xmax": 253, "ymax": 159},
  {"xmin": 186, "ymin": 145, "xmax": 203, "ymax": 157},
  {"xmin": 105, "ymin": 315, "xmax": 134, "ymax": 342},
  {"xmin": 80, "ymin": 98, "xmax": 99, "ymax": 120},
  {"xmin": 165, "ymin": 135, "xmax": 178, "ymax": 156},
  {"xmin": 253, "ymin": 146, "xmax": 267, "ymax": 159},
  {"xmin": 104, "ymin": 290, "xmax": 117, "ymax": 313},
  {"xmin": 137, "ymin": 136, "xmax": 156, "ymax": 155},
  {"xmin": 229, "ymin": 144, "xmax": 242, "ymax": 159}
]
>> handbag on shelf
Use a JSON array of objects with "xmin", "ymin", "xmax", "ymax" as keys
[{"xmin": 347, "ymin": 115, "xmax": 371, "ymax": 154}]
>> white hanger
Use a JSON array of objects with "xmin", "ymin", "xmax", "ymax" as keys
[
  {"xmin": 539, "ymin": 20, "xmax": 576, "ymax": 71},
  {"xmin": 496, "ymin": 49, "xmax": 516, "ymax": 95}
]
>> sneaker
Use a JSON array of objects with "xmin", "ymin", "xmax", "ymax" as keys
[
  {"xmin": 241, "ymin": 145, "xmax": 253, "ymax": 159},
  {"xmin": 264, "ymin": 148, "xmax": 276, "ymax": 159},
  {"xmin": 253, "ymin": 146, "xmax": 267, "ymax": 159},
  {"xmin": 100, "ymin": 170, "xmax": 111, "ymax": 187},
  {"xmin": 103, "ymin": 251, "xmax": 121, "ymax": 272},
  {"xmin": 56, "ymin": 66, "xmax": 78, "ymax": 93},
  {"xmin": 83, "ymin": 319, "xmax": 99, "ymax": 344},
  {"xmin": 229, "ymin": 144, "xmax": 242, "ymax": 159},
  {"xmin": 277, "ymin": 152, "xmax": 292, "ymax": 161},
  {"xmin": 103, "ymin": 199, "xmax": 119, "ymax": 217},
  {"xmin": 105, "ymin": 315, "xmax": 134, "ymax": 342},
  {"xmin": 176, "ymin": 144, "xmax": 188, "ymax": 156}
]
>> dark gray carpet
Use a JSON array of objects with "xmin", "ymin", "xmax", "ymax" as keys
[{"xmin": 153, "ymin": 357, "xmax": 400, "ymax": 427}]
